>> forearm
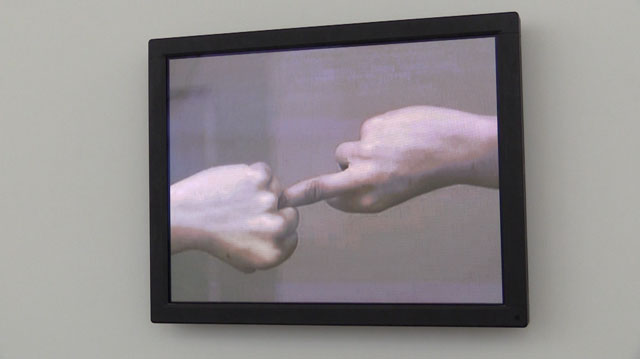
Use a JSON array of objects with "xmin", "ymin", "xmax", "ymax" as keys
[{"xmin": 416, "ymin": 114, "xmax": 499, "ymax": 192}]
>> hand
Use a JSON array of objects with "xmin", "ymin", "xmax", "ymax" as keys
[
  {"xmin": 280, "ymin": 106, "xmax": 498, "ymax": 213},
  {"xmin": 170, "ymin": 163, "xmax": 299, "ymax": 273}
]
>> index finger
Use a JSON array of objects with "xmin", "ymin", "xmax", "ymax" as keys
[{"xmin": 279, "ymin": 169, "xmax": 366, "ymax": 208}]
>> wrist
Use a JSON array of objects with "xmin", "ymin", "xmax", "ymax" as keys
[
  {"xmin": 415, "ymin": 114, "xmax": 498, "ymax": 191},
  {"xmin": 169, "ymin": 185, "xmax": 200, "ymax": 254},
  {"xmin": 461, "ymin": 115, "xmax": 499, "ymax": 188}
]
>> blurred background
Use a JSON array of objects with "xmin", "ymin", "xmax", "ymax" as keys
[{"xmin": 169, "ymin": 37, "xmax": 502, "ymax": 303}]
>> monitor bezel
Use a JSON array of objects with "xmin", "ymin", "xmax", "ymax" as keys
[{"xmin": 149, "ymin": 11, "xmax": 527, "ymax": 327}]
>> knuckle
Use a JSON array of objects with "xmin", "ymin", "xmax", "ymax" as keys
[
  {"xmin": 230, "ymin": 238, "xmax": 283, "ymax": 270},
  {"xmin": 335, "ymin": 141, "xmax": 359, "ymax": 159},
  {"xmin": 303, "ymin": 180, "xmax": 323, "ymax": 202},
  {"xmin": 258, "ymin": 191, "xmax": 278, "ymax": 209},
  {"xmin": 251, "ymin": 161, "xmax": 269, "ymax": 170},
  {"xmin": 249, "ymin": 162, "xmax": 272, "ymax": 185},
  {"xmin": 250, "ymin": 247, "xmax": 283, "ymax": 270},
  {"xmin": 257, "ymin": 214, "xmax": 286, "ymax": 235},
  {"xmin": 253, "ymin": 233, "xmax": 298, "ymax": 270},
  {"xmin": 358, "ymin": 143, "xmax": 374, "ymax": 157},
  {"xmin": 273, "ymin": 217, "xmax": 289, "ymax": 236},
  {"xmin": 335, "ymin": 142, "xmax": 348, "ymax": 155},
  {"xmin": 360, "ymin": 121, "xmax": 373, "ymax": 135},
  {"xmin": 361, "ymin": 116, "xmax": 382, "ymax": 133}
]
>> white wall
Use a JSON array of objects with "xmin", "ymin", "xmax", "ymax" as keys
[{"xmin": 1, "ymin": 1, "xmax": 638, "ymax": 358}]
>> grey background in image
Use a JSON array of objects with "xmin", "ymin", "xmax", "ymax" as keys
[{"xmin": 169, "ymin": 37, "xmax": 501, "ymax": 303}]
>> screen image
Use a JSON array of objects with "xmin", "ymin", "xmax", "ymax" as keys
[{"xmin": 168, "ymin": 37, "xmax": 502, "ymax": 304}]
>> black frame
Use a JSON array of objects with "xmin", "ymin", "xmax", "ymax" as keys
[{"xmin": 149, "ymin": 12, "xmax": 527, "ymax": 327}]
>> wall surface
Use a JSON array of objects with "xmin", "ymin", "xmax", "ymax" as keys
[{"xmin": 1, "ymin": 0, "xmax": 639, "ymax": 358}]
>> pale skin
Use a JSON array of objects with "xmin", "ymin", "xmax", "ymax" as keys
[
  {"xmin": 170, "ymin": 162, "xmax": 299, "ymax": 273},
  {"xmin": 170, "ymin": 106, "xmax": 498, "ymax": 272},
  {"xmin": 280, "ymin": 106, "xmax": 499, "ymax": 212}
]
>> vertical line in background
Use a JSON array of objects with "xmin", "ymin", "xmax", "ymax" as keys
[{"xmin": 209, "ymin": 56, "xmax": 278, "ymax": 302}]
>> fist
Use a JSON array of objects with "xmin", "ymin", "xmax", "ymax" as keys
[{"xmin": 170, "ymin": 163, "xmax": 299, "ymax": 273}]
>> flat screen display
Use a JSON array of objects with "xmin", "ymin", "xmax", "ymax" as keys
[
  {"xmin": 168, "ymin": 37, "xmax": 502, "ymax": 304},
  {"xmin": 150, "ymin": 12, "xmax": 527, "ymax": 326}
]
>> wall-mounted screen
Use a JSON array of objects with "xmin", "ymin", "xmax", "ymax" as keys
[{"xmin": 149, "ymin": 12, "xmax": 527, "ymax": 326}]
